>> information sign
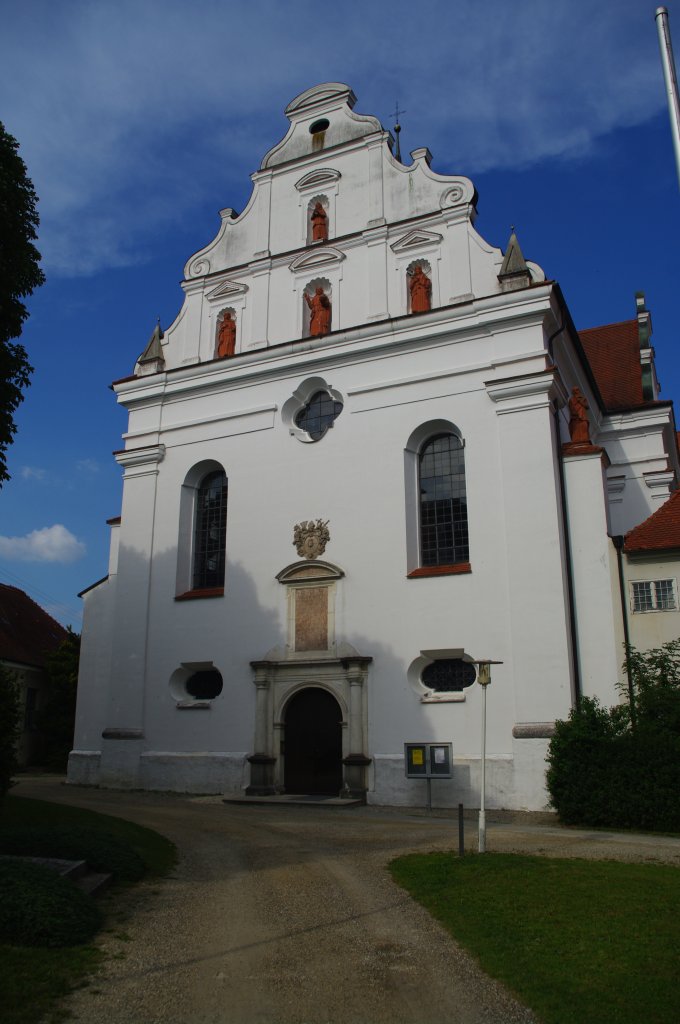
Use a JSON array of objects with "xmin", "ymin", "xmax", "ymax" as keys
[{"xmin": 404, "ymin": 742, "xmax": 453, "ymax": 779}]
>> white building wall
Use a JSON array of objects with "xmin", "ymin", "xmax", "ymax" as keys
[
  {"xmin": 624, "ymin": 553, "xmax": 680, "ymax": 650},
  {"xmin": 71, "ymin": 82, "xmax": 676, "ymax": 810}
]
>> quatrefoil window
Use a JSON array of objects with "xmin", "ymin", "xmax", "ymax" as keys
[{"xmin": 294, "ymin": 390, "xmax": 343, "ymax": 441}]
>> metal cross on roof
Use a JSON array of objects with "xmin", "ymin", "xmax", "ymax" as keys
[{"xmin": 391, "ymin": 101, "xmax": 406, "ymax": 162}]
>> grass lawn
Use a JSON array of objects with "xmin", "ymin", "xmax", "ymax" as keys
[
  {"xmin": 389, "ymin": 851, "xmax": 680, "ymax": 1024},
  {"xmin": 1, "ymin": 795, "xmax": 176, "ymax": 1024}
]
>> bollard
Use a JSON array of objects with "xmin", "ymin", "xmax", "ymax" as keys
[{"xmin": 458, "ymin": 802, "xmax": 465, "ymax": 856}]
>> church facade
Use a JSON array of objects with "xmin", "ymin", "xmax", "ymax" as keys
[{"xmin": 68, "ymin": 83, "xmax": 680, "ymax": 810}]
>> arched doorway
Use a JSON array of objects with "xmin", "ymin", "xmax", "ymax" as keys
[{"xmin": 283, "ymin": 687, "xmax": 343, "ymax": 795}]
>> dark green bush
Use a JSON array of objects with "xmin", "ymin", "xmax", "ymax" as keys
[
  {"xmin": 0, "ymin": 825, "xmax": 145, "ymax": 881},
  {"xmin": 0, "ymin": 665, "xmax": 20, "ymax": 803},
  {"xmin": 0, "ymin": 858, "xmax": 102, "ymax": 947},
  {"xmin": 36, "ymin": 630, "xmax": 80, "ymax": 770},
  {"xmin": 547, "ymin": 641, "xmax": 680, "ymax": 832}
]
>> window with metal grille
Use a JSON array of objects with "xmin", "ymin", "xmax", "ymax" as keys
[
  {"xmin": 631, "ymin": 579, "xmax": 676, "ymax": 612},
  {"xmin": 193, "ymin": 471, "xmax": 228, "ymax": 590},
  {"xmin": 419, "ymin": 434, "xmax": 469, "ymax": 566},
  {"xmin": 422, "ymin": 659, "xmax": 476, "ymax": 692},
  {"xmin": 295, "ymin": 390, "xmax": 343, "ymax": 441},
  {"xmin": 186, "ymin": 669, "xmax": 223, "ymax": 700}
]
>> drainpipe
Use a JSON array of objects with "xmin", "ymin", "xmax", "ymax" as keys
[
  {"xmin": 612, "ymin": 535, "xmax": 636, "ymax": 720},
  {"xmin": 553, "ymin": 403, "xmax": 582, "ymax": 704},
  {"xmin": 547, "ymin": 316, "xmax": 582, "ymax": 704}
]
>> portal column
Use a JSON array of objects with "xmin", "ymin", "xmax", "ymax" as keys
[
  {"xmin": 342, "ymin": 658, "xmax": 372, "ymax": 799},
  {"xmin": 247, "ymin": 662, "xmax": 276, "ymax": 794}
]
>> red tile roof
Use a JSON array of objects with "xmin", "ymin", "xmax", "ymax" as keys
[
  {"xmin": 624, "ymin": 490, "xmax": 680, "ymax": 552},
  {"xmin": 579, "ymin": 320, "xmax": 644, "ymax": 411},
  {"xmin": 0, "ymin": 585, "xmax": 69, "ymax": 668}
]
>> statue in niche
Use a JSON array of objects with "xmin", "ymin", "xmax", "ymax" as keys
[
  {"xmin": 409, "ymin": 263, "xmax": 432, "ymax": 313},
  {"xmin": 304, "ymin": 286, "xmax": 332, "ymax": 337},
  {"xmin": 311, "ymin": 201, "xmax": 328, "ymax": 242},
  {"xmin": 568, "ymin": 387, "xmax": 591, "ymax": 444},
  {"xmin": 217, "ymin": 311, "xmax": 236, "ymax": 358}
]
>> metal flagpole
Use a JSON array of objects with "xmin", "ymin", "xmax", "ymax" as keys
[{"xmin": 656, "ymin": 7, "xmax": 680, "ymax": 190}]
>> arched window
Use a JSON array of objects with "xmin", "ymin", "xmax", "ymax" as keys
[
  {"xmin": 193, "ymin": 471, "xmax": 228, "ymax": 590},
  {"xmin": 419, "ymin": 434, "xmax": 468, "ymax": 567}
]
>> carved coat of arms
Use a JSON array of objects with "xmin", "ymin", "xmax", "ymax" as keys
[{"xmin": 293, "ymin": 519, "xmax": 330, "ymax": 560}]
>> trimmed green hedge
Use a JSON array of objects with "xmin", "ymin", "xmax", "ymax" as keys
[
  {"xmin": 546, "ymin": 696, "xmax": 680, "ymax": 832},
  {"xmin": 0, "ymin": 824, "xmax": 145, "ymax": 881},
  {"xmin": 0, "ymin": 858, "xmax": 102, "ymax": 947}
]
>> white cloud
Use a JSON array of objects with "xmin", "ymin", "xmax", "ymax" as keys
[
  {"xmin": 20, "ymin": 466, "xmax": 47, "ymax": 481},
  {"xmin": 0, "ymin": 0, "xmax": 666, "ymax": 277},
  {"xmin": 76, "ymin": 459, "xmax": 100, "ymax": 475},
  {"xmin": 0, "ymin": 525, "xmax": 86, "ymax": 563}
]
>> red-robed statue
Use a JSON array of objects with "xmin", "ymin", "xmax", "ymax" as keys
[
  {"xmin": 217, "ymin": 311, "xmax": 236, "ymax": 358},
  {"xmin": 311, "ymin": 202, "xmax": 328, "ymax": 242},
  {"xmin": 409, "ymin": 264, "xmax": 432, "ymax": 313},
  {"xmin": 568, "ymin": 386, "xmax": 591, "ymax": 444},
  {"xmin": 304, "ymin": 286, "xmax": 331, "ymax": 337}
]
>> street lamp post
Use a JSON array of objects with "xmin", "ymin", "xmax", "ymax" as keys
[{"xmin": 475, "ymin": 660, "xmax": 502, "ymax": 854}]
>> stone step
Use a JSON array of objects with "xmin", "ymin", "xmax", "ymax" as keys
[{"xmin": 13, "ymin": 856, "xmax": 113, "ymax": 896}]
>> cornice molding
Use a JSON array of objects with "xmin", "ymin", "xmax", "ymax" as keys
[{"xmin": 114, "ymin": 444, "xmax": 165, "ymax": 469}]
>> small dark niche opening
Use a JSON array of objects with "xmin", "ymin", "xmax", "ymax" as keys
[
  {"xmin": 186, "ymin": 669, "xmax": 223, "ymax": 700},
  {"xmin": 309, "ymin": 118, "xmax": 330, "ymax": 134}
]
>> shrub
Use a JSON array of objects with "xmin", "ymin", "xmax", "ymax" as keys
[
  {"xmin": 0, "ymin": 824, "xmax": 145, "ymax": 881},
  {"xmin": 0, "ymin": 858, "xmax": 102, "ymax": 947},
  {"xmin": 547, "ymin": 640, "xmax": 680, "ymax": 832},
  {"xmin": 0, "ymin": 665, "xmax": 20, "ymax": 803},
  {"xmin": 37, "ymin": 630, "xmax": 80, "ymax": 770}
]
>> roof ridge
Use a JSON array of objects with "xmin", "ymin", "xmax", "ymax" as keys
[
  {"xmin": 579, "ymin": 318, "xmax": 637, "ymax": 334},
  {"xmin": 624, "ymin": 489, "xmax": 680, "ymax": 552}
]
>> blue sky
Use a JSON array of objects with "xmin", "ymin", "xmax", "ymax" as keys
[{"xmin": 1, "ymin": 0, "xmax": 679, "ymax": 629}]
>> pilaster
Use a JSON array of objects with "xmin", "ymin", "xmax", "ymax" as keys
[
  {"xmin": 98, "ymin": 444, "xmax": 165, "ymax": 787},
  {"xmin": 562, "ymin": 443, "xmax": 621, "ymax": 705},
  {"xmin": 486, "ymin": 371, "xmax": 574, "ymax": 722}
]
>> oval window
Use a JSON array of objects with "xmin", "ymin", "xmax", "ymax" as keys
[
  {"xmin": 422, "ymin": 659, "xmax": 476, "ymax": 693},
  {"xmin": 309, "ymin": 118, "xmax": 330, "ymax": 135},
  {"xmin": 186, "ymin": 669, "xmax": 223, "ymax": 700}
]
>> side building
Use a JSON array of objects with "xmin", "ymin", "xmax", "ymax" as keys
[
  {"xmin": 0, "ymin": 584, "xmax": 68, "ymax": 767},
  {"xmin": 68, "ymin": 83, "xmax": 679, "ymax": 809}
]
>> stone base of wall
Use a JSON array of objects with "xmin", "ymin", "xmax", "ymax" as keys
[
  {"xmin": 66, "ymin": 741, "xmax": 553, "ymax": 810},
  {"xmin": 67, "ymin": 750, "xmax": 102, "ymax": 786},
  {"xmin": 369, "ymin": 742, "xmax": 552, "ymax": 812},
  {"xmin": 67, "ymin": 749, "xmax": 250, "ymax": 794},
  {"xmin": 139, "ymin": 752, "xmax": 248, "ymax": 794}
]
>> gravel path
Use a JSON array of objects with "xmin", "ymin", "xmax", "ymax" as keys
[{"xmin": 14, "ymin": 777, "xmax": 680, "ymax": 1024}]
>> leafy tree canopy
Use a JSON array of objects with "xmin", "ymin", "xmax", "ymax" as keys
[{"xmin": 0, "ymin": 121, "xmax": 45, "ymax": 485}]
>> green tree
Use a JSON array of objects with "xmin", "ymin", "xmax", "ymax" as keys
[
  {"xmin": 0, "ymin": 664, "xmax": 20, "ymax": 804},
  {"xmin": 37, "ymin": 630, "xmax": 80, "ymax": 770},
  {"xmin": 547, "ymin": 639, "xmax": 680, "ymax": 831},
  {"xmin": 625, "ymin": 638, "xmax": 680, "ymax": 733},
  {"xmin": 0, "ymin": 121, "xmax": 45, "ymax": 485}
]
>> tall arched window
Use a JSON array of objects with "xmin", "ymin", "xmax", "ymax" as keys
[
  {"xmin": 419, "ymin": 434, "xmax": 468, "ymax": 567},
  {"xmin": 193, "ymin": 471, "xmax": 228, "ymax": 589}
]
